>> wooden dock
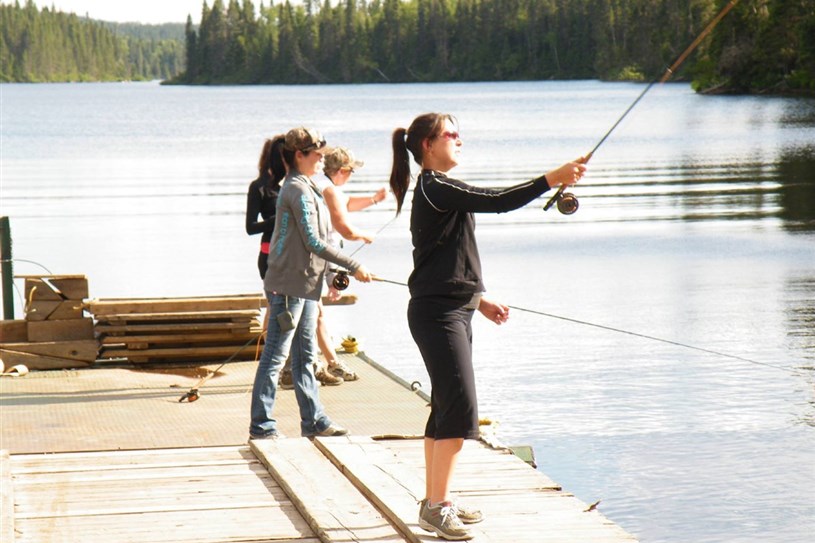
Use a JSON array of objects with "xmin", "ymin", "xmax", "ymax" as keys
[{"xmin": 0, "ymin": 353, "xmax": 639, "ymax": 543}]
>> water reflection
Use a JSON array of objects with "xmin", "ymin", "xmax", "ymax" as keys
[{"xmin": 778, "ymin": 149, "xmax": 815, "ymax": 231}]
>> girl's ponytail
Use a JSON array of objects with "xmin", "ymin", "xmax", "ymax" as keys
[
  {"xmin": 389, "ymin": 127, "xmax": 411, "ymax": 215},
  {"xmin": 388, "ymin": 113, "xmax": 454, "ymax": 215}
]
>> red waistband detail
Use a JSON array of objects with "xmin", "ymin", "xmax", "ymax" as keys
[{"xmin": 260, "ymin": 242, "xmax": 270, "ymax": 254}]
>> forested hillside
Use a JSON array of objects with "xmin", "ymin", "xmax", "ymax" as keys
[
  {"xmin": 2, "ymin": 0, "xmax": 812, "ymax": 93},
  {"xmin": 0, "ymin": 1, "xmax": 185, "ymax": 82},
  {"xmin": 177, "ymin": 0, "xmax": 813, "ymax": 94}
]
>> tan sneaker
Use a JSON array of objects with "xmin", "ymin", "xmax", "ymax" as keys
[
  {"xmin": 315, "ymin": 368, "xmax": 343, "ymax": 386},
  {"xmin": 418, "ymin": 500, "xmax": 472, "ymax": 541},
  {"xmin": 419, "ymin": 498, "xmax": 483, "ymax": 524},
  {"xmin": 329, "ymin": 359, "xmax": 359, "ymax": 381}
]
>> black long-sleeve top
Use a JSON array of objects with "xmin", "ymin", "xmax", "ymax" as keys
[
  {"xmin": 245, "ymin": 177, "xmax": 279, "ymax": 244},
  {"xmin": 408, "ymin": 169, "xmax": 551, "ymax": 299}
]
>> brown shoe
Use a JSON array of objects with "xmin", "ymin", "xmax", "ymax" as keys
[
  {"xmin": 278, "ymin": 369, "xmax": 294, "ymax": 389},
  {"xmin": 316, "ymin": 369, "xmax": 343, "ymax": 386}
]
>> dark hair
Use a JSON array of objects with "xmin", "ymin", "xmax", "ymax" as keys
[
  {"xmin": 388, "ymin": 113, "xmax": 455, "ymax": 214},
  {"xmin": 258, "ymin": 135, "xmax": 289, "ymax": 190}
]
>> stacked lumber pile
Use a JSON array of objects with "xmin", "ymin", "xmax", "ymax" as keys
[
  {"xmin": 91, "ymin": 294, "xmax": 265, "ymax": 364},
  {"xmin": 0, "ymin": 275, "xmax": 98, "ymax": 370}
]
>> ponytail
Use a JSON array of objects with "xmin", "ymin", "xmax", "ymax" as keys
[
  {"xmin": 259, "ymin": 135, "xmax": 288, "ymax": 191},
  {"xmin": 389, "ymin": 128, "xmax": 411, "ymax": 215},
  {"xmin": 388, "ymin": 113, "xmax": 456, "ymax": 215}
]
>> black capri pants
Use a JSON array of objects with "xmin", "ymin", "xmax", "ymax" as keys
[{"xmin": 408, "ymin": 296, "xmax": 480, "ymax": 440}]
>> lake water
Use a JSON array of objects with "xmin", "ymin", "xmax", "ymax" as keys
[{"xmin": 2, "ymin": 81, "xmax": 814, "ymax": 542}]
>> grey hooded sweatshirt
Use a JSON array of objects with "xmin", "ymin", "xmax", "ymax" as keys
[{"xmin": 264, "ymin": 171, "xmax": 360, "ymax": 300}]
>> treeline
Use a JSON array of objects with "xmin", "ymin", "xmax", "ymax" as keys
[
  {"xmin": 177, "ymin": 0, "xmax": 814, "ymax": 94},
  {"xmin": 0, "ymin": 1, "xmax": 185, "ymax": 82}
]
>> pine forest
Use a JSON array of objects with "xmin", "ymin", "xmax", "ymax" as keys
[{"xmin": 2, "ymin": 0, "xmax": 813, "ymax": 94}]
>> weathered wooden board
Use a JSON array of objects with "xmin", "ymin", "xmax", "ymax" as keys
[
  {"xmin": 95, "ymin": 310, "xmax": 260, "ymax": 324},
  {"xmin": 10, "ymin": 446, "xmax": 320, "ymax": 543},
  {"xmin": 23, "ymin": 300, "xmax": 60, "ymax": 321},
  {"xmin": 0, "ymin": 340, "xmax": 98, "ymax": 362},
  {"xmin": 95, "ymin": 321, "xmax": 258, "ymax": 334},
  {"xmin": 27, "ymin": 318, "xmax": 95, "ymax": 342},
  {"xmin": 23, "ymin": 278, "xmax": 62, "ymax": 301},
  {"xmin": 99, "ymin": 331, "xmax": 262, "ymax": 346},
  {"xmin": 252, "ymin": 438, "xmax": 409, "ymax": 543},
  {"xmin": 25, "ymin": 300, "xmax": 83, "ymax": 321},
  {"xmin": 99, "ymin": 343, "xmax": 260, "ymax": 361},
  {"xmin": 88, "ymin": 294, "xmax": 265, "ymax": 316},
  {"xmin": 0, "ymin": 320, "xmax": 27, "ymax": 343},
  {"xmin": 0, "ymin": 450, "xmax": 12, "ymax": 543},
  {"xmin": 315, "ymin": 437, "xmax": 639, "ymax": 543},
  {"xmin": 0, "ymin": 349, "xmax": 93, "ymax": 370},
  {"xmin": 46, "ymin": 276, "xmax": 89, "ymax": 300}
]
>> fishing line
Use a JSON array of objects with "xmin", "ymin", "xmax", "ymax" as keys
[
  {"xmin": 0, "ymin": 258, "xmax": 54, "ymax": 274},
  {"xmin": 369, "ymin": 276, "xmax": 804, "ymax": 377},
  {"xmin": 347, "ymin": 213, "xmax": 399, "ymax": 258},
  {"xmin": 544, "ymin": 0, "xmax": 742, "ymax": 213},
  {"xmin": 178, "ymin": 331, "xmax": 265, "ymax": 402},
  {"xmin": 1, "ymin": 258, "xmax": 56, "ymax": 313}
]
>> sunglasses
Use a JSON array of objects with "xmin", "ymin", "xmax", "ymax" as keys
[
  {"xmin": 437, "ymin": 131, "xmax": 460, "ymax": 141},
  {"xmin": 302, "ymin": 139, "xmax": 328, "ymax": 152},
  {"xmin": 340, "ymin": 166, "xmax": 355, "ymax": 174}
]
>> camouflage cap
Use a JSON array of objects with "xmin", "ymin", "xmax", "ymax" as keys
[
  {"xmin": 284, "ymin": 127, "xmax": 332, "ymax": 154},
  {"xmin": 324, "ymin": 147, "xmax": 365, "ymax": 175}
]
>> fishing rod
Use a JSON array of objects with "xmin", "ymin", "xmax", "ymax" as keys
[
  {"xmin": 543, "ymin": 0, "xmax": 741, "ymax": 215},
  {"xmin": 360, "ymin": 275, "xmax": 803, "ymax": 377}
]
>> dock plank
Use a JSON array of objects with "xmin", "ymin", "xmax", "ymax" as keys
[
  {"xmin": 316, "ymin": 436, "xmax": 637, "ymax": 543},
  {"xmin": 10, "ymin": 446, "xmax": 319, "ymax": 543},
  {"xmin": 252, "ymin": 437, "xmax": 410, "ymax": 543},
  {"xmin": 1, "ymin": 450, "xmax": 13, "ymax": 543}
]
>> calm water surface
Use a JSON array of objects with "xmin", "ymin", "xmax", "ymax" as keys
[{"xmin": 2, "ymin": 81, "xmax": 814, "ymax": 543}]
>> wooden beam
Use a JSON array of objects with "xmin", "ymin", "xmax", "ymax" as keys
[
  {"xmin": 99, "ymin": 343, "xmax": 260, "ymax": 360},
  {"xmin": 95, "ymin": 310, "xmax": 259, "ymax": 324},
  {"xmin": 96, "ymin": 321, "xmax": 258, "ymax": 334},
  {"xmin": 0, "ymin": 450, "xmax": 13, "ymax": 543},
  {"xmin": 27, "ymin": 318, "xmax": 94, "ymax": 342},
  {"xmin": 0, "ymin": 349, "xmax": 93, "ymax": 370},
  {"xmin": 24, "ymin": 278, "xmax": 62, "ymax": 301},
  {"xmin": 25, "ymin": 301, "xmax": 84, "ymax": 322},
  {"xmin": 0, "ymin": 320, "xmax": 27, "ymax": 343},
  {"xmin": 88, "ymin": 294, "xmax": 265, "ymax": 316},
  {"xmin": 47, "ymin": 277, "xmax": 88, "ymax": 300},
  {"xmin": 251, "ymin": 438, "xmax": 410, "ymax": 543},
  {"xmin": 100, "ymin": 331, "xmax": 263, "ymax": 346},
  {"xmin": 0, "ymin": 340, "xmax": 99, "ymax": 362}
]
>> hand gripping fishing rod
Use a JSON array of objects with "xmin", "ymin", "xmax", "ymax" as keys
[{"xmin": 544, "ymin": 0, "xmax": 741, "ymax": 215}]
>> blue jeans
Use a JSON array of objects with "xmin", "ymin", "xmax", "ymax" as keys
[{"xmin": 249, "ymin": 293, "xmax": 332, "ymax": 437}]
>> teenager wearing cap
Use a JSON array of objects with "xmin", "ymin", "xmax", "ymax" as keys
[
  {"xmin": 389, "ymin": 113, "xmax": 586, "ymax": 540},
  {"xmin": 249, "ymin": 127, "xmax": 373, "ymax": 440},
  {"xmin": 310, "ymin": 147, "xmax": 388, "ymax": 383}
]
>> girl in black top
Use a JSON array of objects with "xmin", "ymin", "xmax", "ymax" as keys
[
  {"xmin": 389, "ymin": 112, "xmax": 586, "ymax": 540},
  {"xmin": 246, "ymin": 137, "xmax": 287, "ymax": 279}
]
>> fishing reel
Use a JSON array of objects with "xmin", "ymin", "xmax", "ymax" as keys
[
  {"xmin": 543, "ymin": 185, "xmax": 579, "ymax": 215},
  {"xmin": 332, "ymin": 270, "xmax": 350, "ymax": 291},
  {"xmin": 178, "ymin": 388, "xmax": 200, "ymax": 403}
]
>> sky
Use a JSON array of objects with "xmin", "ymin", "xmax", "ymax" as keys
[{"xmin": 31, "ymin": 0, "xmax": 214, "ymax": 24}]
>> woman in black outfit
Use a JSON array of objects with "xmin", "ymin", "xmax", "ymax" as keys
[
  {"xmin": 389, "ymin": 113, "xmax": 586, "ymax": 541},
  {"xmin": 246, "ymin": 136, "xmax": 286, "ymax": 279}
]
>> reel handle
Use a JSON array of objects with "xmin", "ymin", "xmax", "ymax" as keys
[
  {"xmin": 543, "ymin": 185, "xmax": 567, "ymax": 211},
  {"xmin": 332, "ymin": 270, "xmax": 350, "ymax": 291}
]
